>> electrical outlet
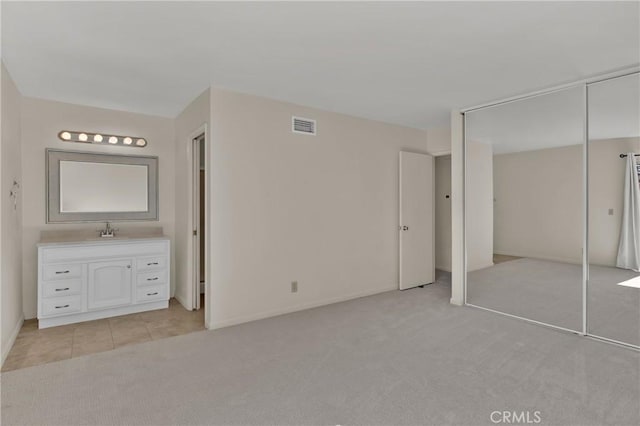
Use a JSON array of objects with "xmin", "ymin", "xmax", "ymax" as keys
[{"xmin": 291, "ymin": 281, "xmax": 298, "ymax": 293}]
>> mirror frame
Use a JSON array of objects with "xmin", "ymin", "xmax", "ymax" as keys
[{"xmin": 46, "ymin": 149, "xmax": 159, "ymax": 223}]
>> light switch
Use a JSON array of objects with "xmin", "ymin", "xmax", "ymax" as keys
[{"xmin": 608, "ymin": 208, "xmax": 614, "ymax": 216}]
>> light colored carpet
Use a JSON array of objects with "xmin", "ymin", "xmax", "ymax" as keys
[
  {"xmin": 2, "ymin": 271, "xmax": 639, "ymax": 426},
  {"xmin": 468, "ymin": 258, "xmax": 640, "ymax": 346}
]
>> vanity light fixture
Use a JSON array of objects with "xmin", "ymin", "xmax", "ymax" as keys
[{"xmin": 58, "ymin": 131, "xmax": 147, "ymax": 148}]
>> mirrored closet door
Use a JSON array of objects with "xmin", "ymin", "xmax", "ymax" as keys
[
  {"xmin": 587, "ymin": 72, "xmax": 640, "ymax": 347},
  {"xmin": 465, "ymin": 86, "xmax": 585, "ymax": 332}
]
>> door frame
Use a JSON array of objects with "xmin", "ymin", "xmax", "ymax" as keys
[{"xmin": 185, "ymin": 124, "xmax": 209, "ymax": 327}]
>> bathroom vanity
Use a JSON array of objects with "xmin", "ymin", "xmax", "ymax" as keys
[
  {"xmin": 37, "ymin": 232, "xmax": 170, "ymax": 328},
  {"xmin": 39, "ymin": 149, "xmax": 169, "ymax": 328}
]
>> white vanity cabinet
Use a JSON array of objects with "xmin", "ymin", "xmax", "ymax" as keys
[
  {"xmin": 88, "ymin": 259, "xmax": 133, "ymax": 310},
  {"xmin": 37, "ymin": 238, "xmax": 170, "ymax": 328}
]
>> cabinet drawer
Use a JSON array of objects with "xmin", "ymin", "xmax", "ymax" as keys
[
  {"xmin": 137, "ymin": 256, "xmax": 167, "ymax": 272},
  {"xmin": 41, "ymin": 296, "xmax": 82, "ymax": 317},
  {"xmin": 43, "ymin": 264, "xmax": 82, "ymax": 280},
  {"xmin": 42, "ymin": 279, "xmax": 82, "ymax": 298},
  {"xmin": 137, "ymin": 270, "xmax": 167, "ymax": 287},
  {"xmin": 136, "ymin": 285, "xmax": 166, "ymax": 303}
]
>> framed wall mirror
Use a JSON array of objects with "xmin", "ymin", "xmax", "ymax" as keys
[{"xmin": 46, "ymin": 149, "xmax": 159, "ymax": 223}]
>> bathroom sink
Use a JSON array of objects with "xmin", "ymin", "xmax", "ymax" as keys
[{"xmin": 85, "ymin": 235, "xmax": 130, "ymax": 241}]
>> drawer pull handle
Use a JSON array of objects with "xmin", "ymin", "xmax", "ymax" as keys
[
  {"xmin": 55, "ymin": 270, "xmax": 70, "ymax": 274},
  {"xmin": 147, "ymin": 292, "xmax": 159, "ymax": 296},
  {"xmin": 55, "ymin": 304, "xmax": 70, "ymax": 309},
  {"xmin": 147, "ymin": 277, "xmax": 159, "ymax": 281},
  {"xmin": 147, "ymin": 262, "xmax": 159, "ymax": 266},
  {"xmin": 55, "ymin": 288, "xmax": 70, "ymax": 292}
]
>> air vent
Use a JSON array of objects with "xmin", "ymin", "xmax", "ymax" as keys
[{"xmin": 292, "ymin": 116, "xmax": 316, "ymax": 135}]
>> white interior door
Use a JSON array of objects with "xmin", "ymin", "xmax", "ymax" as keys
[{"xmin": 399, "ymin": 151, "xmax": 435, "ymax": 290}]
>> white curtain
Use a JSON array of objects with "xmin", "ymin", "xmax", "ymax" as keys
[{"xmin": 616, "ymin": 154, "xmax": 640, "ymax": 272}]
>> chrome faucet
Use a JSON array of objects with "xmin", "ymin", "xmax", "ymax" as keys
[{"xmin": 100, "ymin": 222, "xmax": 118, "ymax": 238}]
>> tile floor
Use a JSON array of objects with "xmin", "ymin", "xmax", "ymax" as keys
[{"xmin": 2, "ymin": 298, "xmax": 205, "ymax": 372}]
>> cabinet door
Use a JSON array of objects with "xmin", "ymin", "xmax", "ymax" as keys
[{"xmin": 88, "ymin": 259, "xmax": 133, "ymax": 310}]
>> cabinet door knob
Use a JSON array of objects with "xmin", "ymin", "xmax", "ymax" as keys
[
  {"xmin": 127, "ymin": 265, "xmax": 131, "ymax": 269},
  {"xmin": 55, "ymin": 287, "xmax": 70, "ymax": 292},
  {"xmin": 147, "ymin": 292, "xmax": 158, "ymax": 296},
  {"xmin": 55, "ymin": 304, "xmax": 70, "ymax": 309},
  {"xmin": 55, "ymin": 270, "xmax": 70, "ymax": 274},
  {"xmin": 147, "ymin": 277, "xmax": 159, "ymax": 281}
]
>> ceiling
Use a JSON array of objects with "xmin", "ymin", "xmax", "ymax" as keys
[
  {"xmin": 2, "ymin": 2, "xmax": 639, "ymax": 129},
  {"xmin": 466, "ymin": 72, "xmax": 640, "ymax": 154}
]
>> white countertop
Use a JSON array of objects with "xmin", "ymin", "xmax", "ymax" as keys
[{"xmin": 37, "ymin": 227, "xmax": 169, "ymax": 246}]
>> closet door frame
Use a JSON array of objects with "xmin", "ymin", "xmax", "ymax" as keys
[
  {"xmin": 584, "ymin": 71, "xmax": 640, "ymax": 350},
  {"xmin": 459, "ymin": 67, "xmax": 640, "ymax": 351}
]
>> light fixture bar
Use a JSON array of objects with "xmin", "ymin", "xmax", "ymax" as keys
[{"xmin": 58, "ymin": 131, "xmax": 147, "ymax": 148}]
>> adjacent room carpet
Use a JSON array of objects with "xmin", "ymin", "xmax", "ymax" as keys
[
  {"xmin": 468, "ymin": 258, "xmax": 640, "ymax": 346},
  {"xmin": 2, "ymin": 271, "xmax": 639, "ymax": 425}
]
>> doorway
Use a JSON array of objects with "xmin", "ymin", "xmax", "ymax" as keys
[
  {"xmin": 435, "ymin": 155, "xmax": 452, "ymax": 272},
  {"xmin": 192, "ymin": 133, "xmax": 206, "ymax": 311}
]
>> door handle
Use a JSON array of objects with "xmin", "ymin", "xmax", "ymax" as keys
[{"xmin": 402, "ymin": 226, "xmax": 409, "ymax": 231}]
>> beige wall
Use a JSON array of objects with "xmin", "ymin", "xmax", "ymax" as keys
[
  {"xmin": 435, "ymin": 156, "xmax": 452, "ymax": 271},
  {"xmin": 174, "ymin": 89, "xmax": 210, "ymax": 310},
  {"xmin": 427, "ymin": 126, "xmax": 452, "ymax": 156},
  {"xmin": 494, "ymin": 144, "xmax": 583, "ymax": 264},
  {"xmin": 494, "ymin": 138, "xmax": 640, "ymax": 266},
  {"xmin": 466, "ymin": 140, "xmax": 494, "ymax": 271},
  {"xmin": 208, "ymin": 88, "xmax": 428, "ymax": 328},
  {"xmin": 20, "ymin": 98, "xmax": 176, "ymax": 319},
  {"xmin": 1, "ymin": 63, "xmax": 24, "ymax": 363}
]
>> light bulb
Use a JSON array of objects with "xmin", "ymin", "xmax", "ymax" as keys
[
  {"xmin": 78, "ymin": 133, "xmax": 88, "ymax": 141},
  {"xmin": 123, "ymin": 137, "xmax": 132, "ymax": 145},
  {"xmin": 108, "ymin": 136, "xmax": 118, "ymax": 144},
  {"xmin": 60, "ymin": 131, "xmax": 71, "ymax": 140},
  {"xmin": 136, "ymin": 139, "xmax": 146, "ymax": 147},
  {"xmin": 93, "ymin": 134, "xmax": 103, "ymax": 142}
]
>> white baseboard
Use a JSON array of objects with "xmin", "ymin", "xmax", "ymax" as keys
[
  {"xmin": 175, "ymin": 293, "xmax": 191, "ymax": 311},
  {"xmin": 210, "ymin": 285, "xmax": 397, "ymax": 330},
  {"xmin": 450, "ymin": 297, "xmax": 464, "ymax": 306},
  {"xmin": 493, "ymin": 250, "xmax": 581, "ymax": 265},
  {"xmin": 2, "ymin": 314, "xmax": 25, "ymax": 366},
  {"xmin": 467, "ymin": 261, "xmax": 495, "ymax": 272},
  {"xmin": 436, "ymin": 264, "xmax": 452, "ymax": 272}
]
